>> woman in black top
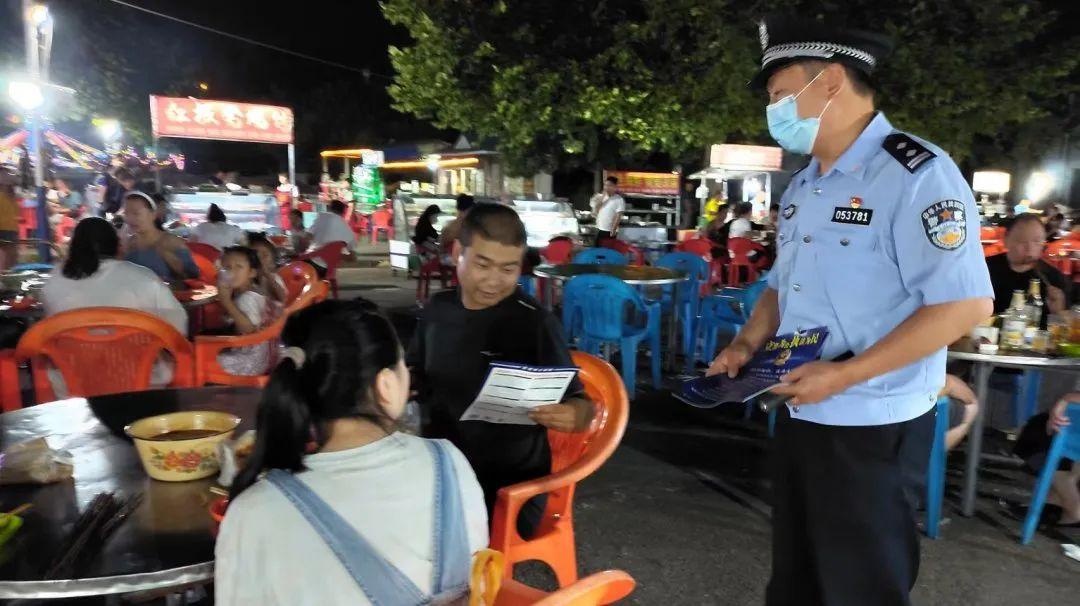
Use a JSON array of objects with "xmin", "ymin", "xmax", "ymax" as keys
[{"xmin": 413, "ymin": 204, "xmax": 441, "ymax": 261}]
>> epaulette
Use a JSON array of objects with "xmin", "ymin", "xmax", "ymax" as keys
[{"xmin": 882, "ymin": 133, "xmax": 936, "ymax": 173}]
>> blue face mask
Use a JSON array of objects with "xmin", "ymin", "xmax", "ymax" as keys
[{"xmin": 766, "ymin": 70, "xmax": 833, "ymax": 155}]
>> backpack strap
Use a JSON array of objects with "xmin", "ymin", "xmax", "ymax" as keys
[
  {"xmin": 426, "ymin": 439, "xmax": 472, "ymax": 600},
  {"xmin": 266, "ymin": 469, "xmax": 427, "ymax": 606}
]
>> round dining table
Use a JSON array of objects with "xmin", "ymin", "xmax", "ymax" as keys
[
  {"xmin": 0, "ymin": 386, "xmax": 261, "ymax": 600},
  {"xmin": 947, "ymin": 340, "xmax": 1080, "ymax": 517},
  {"xmin": 532, "ymin": 264, "xmax": 689, "ymax": 370}
]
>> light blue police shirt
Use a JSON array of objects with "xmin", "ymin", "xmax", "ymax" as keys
[{"xmin": 768, "ymin": 112, "xmax": 993, "ymax": 426}]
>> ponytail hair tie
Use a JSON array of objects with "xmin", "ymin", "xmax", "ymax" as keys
[{"xmin": 280, "ymin": 346, "xmax": 306, "ymax": 369}]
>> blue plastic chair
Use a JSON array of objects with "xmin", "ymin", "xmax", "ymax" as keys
[
  {"xmin": 925, "ymin": 397, "xmax": 950, "ymax": 539},
  {"xmin": 572, "ymin": 248, "xmax": 628, "ymax": 265},
  {"xmin": 9, "ymin": 263, "xmax": 52, "ymax": 273},
  {"xmin": 561, "ymin": 274, "xmax": 661, "ymax": 394},
  {"xmin": 655, "ymin": 252, "xmax": 711, "ymax": 369},
  {"xmin": 1012, "ymin": 370, "xmax": 1041, "ymax": 427},
  {"xmin": 696, "ymin": 276, "xmax": 770, "ymax": 367},
  {"xmin": 1021, "ymin": 402, "xmax": 1080, "ymax": 545},
  {"xmin": 518, "ymin": 275, "xmax": 536, "ymax": 297}
]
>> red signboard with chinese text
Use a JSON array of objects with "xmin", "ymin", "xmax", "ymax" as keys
[
  {"xmin": 603, "ymin": 170, "xmax": 680, "ymax": 196},
  {"xmin": 149, "ymin": 96, "xmax": 294, "ymax": 144}
]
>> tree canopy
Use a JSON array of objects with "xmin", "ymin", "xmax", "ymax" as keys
[{"xmin": 385, "ymin": 0, "xmax": 1079, "ymax": 175}]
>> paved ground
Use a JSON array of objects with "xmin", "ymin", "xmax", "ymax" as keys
[{"xmin": 340, "ymin": 241, "xmax": 1080, "ymax": 604}]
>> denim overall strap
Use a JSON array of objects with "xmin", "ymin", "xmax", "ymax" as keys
[
  {"xmin": 265, "ymin": 469, "xmax": 427, "ymax": 606},
  {"xmin": 425, "ymin": 440, "xmax": 471, "ymax": 602}
]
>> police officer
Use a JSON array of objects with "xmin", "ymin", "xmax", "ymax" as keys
[{"xmin": 709, "ymin": 17, "xmax": 994, "ymax": 606}]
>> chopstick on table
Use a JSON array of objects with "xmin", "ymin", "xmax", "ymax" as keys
[{"xmin": 4, "ymin": 503, "xmax": 32, "ymax": 517}]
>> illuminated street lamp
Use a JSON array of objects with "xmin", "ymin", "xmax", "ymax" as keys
[
  {"xmin": 7, "ymin": 81, "xmax": 43, "ymax": 110},
  {"xmin": 198, "ymin": 82, "xmax": 209, "ymax": 92},
  {"xmin": 94, "ymin": 118, "xmax": 121, "ymax": 142},
  {"xmin": 28, "ymin": 3, "xmax": 49, "ymax": 25}
]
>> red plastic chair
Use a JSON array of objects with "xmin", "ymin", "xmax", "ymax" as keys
[
  {"xmin": 370, "ymin": 209, "xmax": 393, "ymax": 244},
  {"xmin": 600, "ymin": 240, "xmax": 645, "ymax": 266},
  {"xmin": 14, "ymin": 308, "xmax": 195, "ymax": 404},
  {"xmin": 675, "ymin": 237, "xmax": 715, "ymax": 262},
  {"xmin": 298, "ymin": 241, "xmax": 348, "ymax": 298},
  {"xmin": 277, "ymin": 261, "xmax": 320, "ymax": 311},
  {"xmin": 54, "ymin": 216, "xmax": 76, "ymax": 245},
  {"xmin": 0, "ymin": 349, "xmax": 20, "ymax": 412},
  {"xmin": 417, "ymin": 256, "xmax": 455, "ymax": 303},
  {"xmin": 186, "ymin": 241, "xmax": 222, "ymax": 263},
  {"xmin": 194, "ymin": 315, "xmax": 286, "ymax": 388},
  {"xmin": 18, "ymin": 204, "xmax": 37, "ymax": 240},
  {"xmin": 726, "ymin": 237, "xmax": 765, "ymax": 286},
  {"xmin": 541, "ymin": 238, "xmax": 575, "ymax": 265},
  {"xmin": 489, "ymin": 352, "xmax": 629, "ymax": 588},
  {"xmin": 1044, "ymin": 239, "xmax": 1076, "ymax": 276}
]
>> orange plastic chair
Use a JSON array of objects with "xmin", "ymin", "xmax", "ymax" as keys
[
  {"xmin": 1044, "ymin": 239, "xmax": 1075, "ymax": 276},
  {"xmin": 371, "ymin": 209, "xmax": 394, "ymax": 243},
  {"xmin": 298, "ymin": 241, "xmax": 348, "ymax": 299},
  {"xmin": 983, "ymin": 241, "xmax": 1006, "ymax": 257},
  {"xmin": 489, "ymin": 352, "xmax": 629, "ymax": 588},
  {"xmin": 277, "ymin": 261, "xmax": 320, "ymax": 309},
  {"xmin": 726, "ymin": 237, "xmax": 765, "ymax": 287},
  {"xmin": 194, "ymin": 315, "xmax": 286, "ymax": 387},
  {"xmin": 1, "ymin": 349, "xmax": 20, "ymax": 412},
  {"xmin": 191, "ymin": 252, "xmax": 219, "ymax": 284},
  {"xmin": 17, "ymin": 203, "xmax": 37, "ymax": 240},
  {"xmin": 186, "ymin": 241, "xmax": 222, "ymax": 263},
  {"xmin": 14, "ymin": 308, "xmax": 195, "ymax": 403},
  {"xmin": 494, "ymin": 571, "xmax": 635, "ymax": 606}
]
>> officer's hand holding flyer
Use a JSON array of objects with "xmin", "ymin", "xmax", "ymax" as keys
[{"xmin": 679, "ymin": 328, "xmax": 829, "ymax": 409}]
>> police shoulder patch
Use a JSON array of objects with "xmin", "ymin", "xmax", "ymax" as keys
[
  {"xmin": 883, "ymin": 133, "xmax": 937, "ymax": 173},
  {"xmin": 921, "ymin": 199, "xmax": 967, "ymax": 251}
]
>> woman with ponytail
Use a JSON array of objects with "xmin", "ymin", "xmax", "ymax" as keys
[{"xmin": 215, "ymin": 300, "xmax": 488, "ymax": 606}]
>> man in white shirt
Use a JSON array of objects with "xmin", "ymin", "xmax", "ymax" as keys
[
  {"xmin": 728, "ymin": 202, "xmax": 755, "ymax": 239},
  {"xmin": 308, "ymin": 200, "xmax": 357, "ymax": 251},
  {"xmin": 589, "ymin": 176, "xmax": 625, "ymax": 245}
]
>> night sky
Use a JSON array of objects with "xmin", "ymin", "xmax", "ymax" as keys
[{"xmin": 1, "ymin": 0, "xmax": 441, "ymax": 178}]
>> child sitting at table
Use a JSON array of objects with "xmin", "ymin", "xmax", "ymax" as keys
[
  {"xmin": 215, "ymin": 246, "xmax": 277, "ymax": 376},
  {"xmin": 247, "ymin": 233, "xmax": 287, "ymax": 307},
  {"xmin": 216, "ymin": 300, "xmax": 487, "ymax": 605}
]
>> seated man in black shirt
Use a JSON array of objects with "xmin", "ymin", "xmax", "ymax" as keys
[
  {"xmin": 985, "ymin": 213, "xmax": 1068, "ymax": 327},
  {"xmin": 408, "ymin": 203, "xmax": 594, "ymax": 536}
]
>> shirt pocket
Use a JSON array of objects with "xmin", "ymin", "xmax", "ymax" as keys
[{"xmin": 812, "ymin": 226, "xmax": 909, "ymax": 348}]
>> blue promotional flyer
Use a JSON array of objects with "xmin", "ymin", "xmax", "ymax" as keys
[{"xmin": 679, "ymin": 327, "xmax": 830, "ymax": 408}]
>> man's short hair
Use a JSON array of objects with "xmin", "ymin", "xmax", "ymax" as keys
[
  {"xmin": 329, "ymin": 200, "xmax": 347, "ymax": 215},
  {"xmin": 456, "ymin": 193, "xmax": 476, "ymax": 213},
  {"xmin": 800, "ymin": 60, "xmax": 875, "ymax": 97},
  {"xmin": 770, "ymin": 203, "xmax": 781, "ymax": 212},
  {"xmin": 459, "ymin": 203, "xmax": 526, "ymax": 248},
  {"xmin": 1005, "ymin": 213, "xmax": 1045, "ymax": 236},
  {"xmin": 605, "ymin": 176, "xmax": 618, "ymax": 185},
  {"xmin": 115, "ymin": 167, "xmax": 135, "ymax": 182}
]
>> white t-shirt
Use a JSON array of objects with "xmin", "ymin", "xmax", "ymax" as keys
[
  {"xmin": 729, "ymin": 217, "xmax": 753, "ymax": 239},
  {"xmin": 215, "ymin": 433, "xmax": 488, "ymax": 606},
  {"xmin": 42, "ymin": 259, "xmax": 188, "ymax": 336},
  {"xmin": 308, "ymin": 212, "xmax": 356, "ymax": 250},
  {"xmin": 217, "ymin": 290, "xmax": 273, "ymax": 377},
  {"xmin": 590, "ymin": 193, "xmax": 625, "ymax": 232},
  {"xmin": 192, "ymin": 221, "xmax": 246, "ymax": 251}
]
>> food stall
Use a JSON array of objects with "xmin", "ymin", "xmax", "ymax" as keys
[
  {"xmin": 389, "ymin": 194, "xmax": 580, "ymax": 273},
  {"xmin": 604, "ymin": 170, "xmax": 681, "ymax": 228},
  {"xmin": 166, "ymin": 186, "xmax": 280, "ymax": 234},
  {"xmin": 690, "ymin": 144, "xmax": 784, "ymax": 221}
]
